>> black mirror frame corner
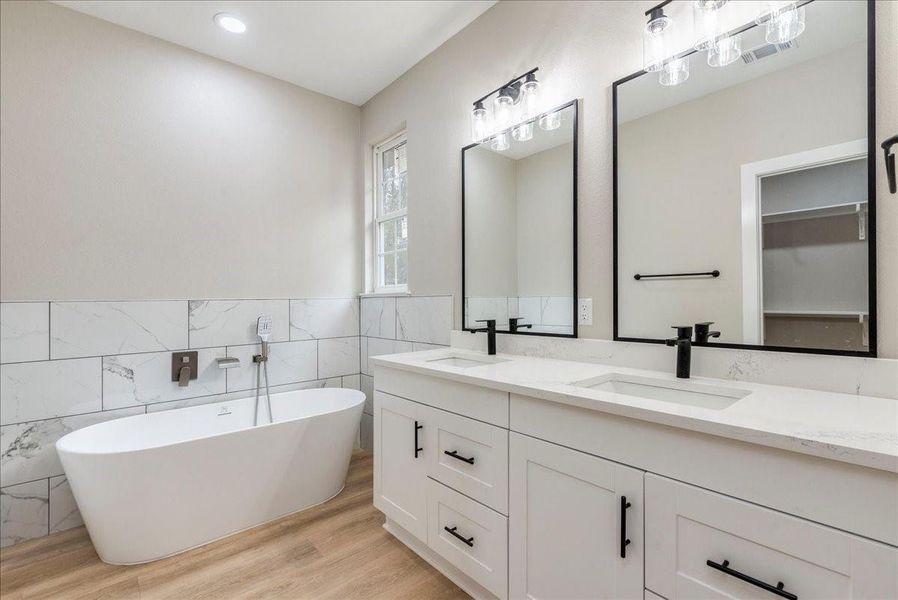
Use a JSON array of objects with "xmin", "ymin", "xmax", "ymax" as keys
[
  {"xmin": 610, "ymin": 0, "xmax": 878, "ymax": 358},
  {"xmin": 461, "ymin": 98, "xmax": 580, "ymax": 339}
]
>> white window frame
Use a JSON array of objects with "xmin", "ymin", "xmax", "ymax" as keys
[{"xmin": 373, "ymin": 131, "xmax": 409, "ymax": 294}]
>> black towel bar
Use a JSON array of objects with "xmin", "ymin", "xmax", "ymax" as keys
[{"xmin": 634, "ymin": 270, "xmax": 720, "ymax": 280}]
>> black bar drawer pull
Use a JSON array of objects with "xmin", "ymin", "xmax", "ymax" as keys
[
  {"xmin": 444, "ymin": 526, "xmax": 474, "ymax": 547},
  {"xmin": 706, "ymin": 559, "xmax": 798, "ymax": 600},
  {"xmin": 620, "ymin": 496, "xmax": 631, "ymax": 558},
  {"xmin": 414, "ymin": 421, "xmax": 423, "ymax": 458},
  {"xmin": 444, "ymin": 450, "xmax": 475, "ymax": 464}
]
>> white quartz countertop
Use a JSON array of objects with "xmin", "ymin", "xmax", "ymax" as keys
[{"xmin": 371, "ymin": 349, "xmax": 898, "ymax": 473}]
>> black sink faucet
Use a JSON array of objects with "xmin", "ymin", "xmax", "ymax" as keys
[
  {"xmin": 470, "ymin": 319, "xmax": 497, "ymax": 355},
  {"xmin": 508, "ymin": 317, "xmax": 532, "ymax": 333},
  {"xmin": 694, "ymin": 322, "xmax": 721, "ymax": 344},
  {"xmin": 665, "ymin": 325, "xmax": 693, "ymax": 379}
]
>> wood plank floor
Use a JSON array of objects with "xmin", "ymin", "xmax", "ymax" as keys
[{"xmin": 0, "ymin": 451, "xmax": 468, "ymax": 600}]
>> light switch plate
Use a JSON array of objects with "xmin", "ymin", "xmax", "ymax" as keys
[{"xmin": 578, "ymin": 298, "xmax": 593, "ymax": 326}]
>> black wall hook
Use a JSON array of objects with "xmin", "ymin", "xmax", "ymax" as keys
[{"xmin": 883, "ymin": 134, "xmax": 897, "ymax": 194}]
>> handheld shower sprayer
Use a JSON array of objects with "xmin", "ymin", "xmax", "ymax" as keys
[
  {"xmin": 256, "ymin": 315, "xmax": 273, "ymax": 360},
  {"xmin": 253, "ymin": 315, "xmax": 274, "ymax": 426}
]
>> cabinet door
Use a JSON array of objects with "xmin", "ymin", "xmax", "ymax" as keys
[
  {"xmin": 509, "ymin": 433, "xmax": 644, "ymax": 600},
  {"xmin": 374, "ymin": 391, "xmax": 430, "ymax": 542},
  {"xmin": 645, "ymin": 474, "xmax": 898, "ymax": 600}
]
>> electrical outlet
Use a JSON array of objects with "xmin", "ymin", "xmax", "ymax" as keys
[{"xmin": 578, "ymin": 298, "xmax": 593, "ymax": 326}]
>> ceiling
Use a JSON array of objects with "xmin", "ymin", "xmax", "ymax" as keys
[{"xmin": 53, "ymin": 0, "xmax": 496, "ymax": 106}]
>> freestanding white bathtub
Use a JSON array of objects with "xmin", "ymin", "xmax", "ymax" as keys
[{"xmin": 57, "ymin": 387, "xmax": 364, "ymax": 565}]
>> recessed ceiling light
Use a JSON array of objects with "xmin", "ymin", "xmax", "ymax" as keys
[{"xmin": 213, "ymin": 13, "xmax": 246, "ymax": 34}]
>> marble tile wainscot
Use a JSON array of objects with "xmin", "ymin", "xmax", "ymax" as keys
[
  {"xmin": 358, "ymin": 295, "xmax": 453, "ymax": 451},
  {"xmin": 0, "ymin": 298, "xmax": 364, "ymax": 548}
]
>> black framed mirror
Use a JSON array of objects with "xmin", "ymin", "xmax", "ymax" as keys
[
  {"xmin": 463, "ymin": 100, "xmax": 578, "ymax": 337},
  {"xmin": 613, "ymin": 0, "xmax": 876, "ymax": 357}
]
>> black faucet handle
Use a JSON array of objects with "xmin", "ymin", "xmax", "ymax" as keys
[{"xmin": 671, "ymin": 325, "xmax": 693, "ymax": 340}]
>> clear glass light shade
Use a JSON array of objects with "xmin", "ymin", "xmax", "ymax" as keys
[
  {"xmin": 494, "ymin": 93, "xmax": 514, "ymax": 129},
  {"xmin": 761, "ymin": 3, "xmax": 805, "ymax": 44},
  {"xmin": 707, "ymin": 34, "xmax": 741, "ymax": 67},
  {"xmin": 512, "ymin": 122, "xmax": 533, "ymax": 142},
  {"xmin": 520, "ymin": 78, "xmax": 540, "ymax": 120},
  {"xmin": 643, "ymin": 12, "xmax": 672, "ymax": 72},
  {"xmin": 693, "ymin": 0, "xmax": 727, "ymax": 51},
  {"xmin": 538, "ymin": 111, "xmax": 562, "ymax": 131},
  {"xmin": 659, "ymin": 56, "xmax": 690, "ymax": 86},
  {"xmin": 471, "ymin": 105, "xmax": 488, "ymax": 143},
  {"xmin": 491, "ymin": 132, "xmax": 510, "ymax": 151}
]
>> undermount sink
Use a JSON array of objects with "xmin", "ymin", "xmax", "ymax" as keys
[
  {"xmin": 426, "ymin": 354, "xmax": 509, "ymax": 369},
  {"xmin": 573, "ymin": 373, "xmax": 750, "ymax": 410}
]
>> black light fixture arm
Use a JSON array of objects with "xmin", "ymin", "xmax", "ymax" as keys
[
  {"xmin": 645, "ymin": 0, "xmax": 674, "ymax": 17},
  {"xmin": 883, "ymin": 134, "xmax": 897, "ymax": 194},
  {"xmin": 472, "ymin": 67, "xmax": 539, "ymax": 107}
]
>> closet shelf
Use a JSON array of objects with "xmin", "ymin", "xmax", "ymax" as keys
[
  {"xmin": 762, "ymin": 200, "xmax": 867, "ymax": 224},
  {"xmin": 764, "ymin": 309, "xmax": 868, "ymax": 320}
]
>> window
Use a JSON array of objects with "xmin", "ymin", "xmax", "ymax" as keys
[{"xmin": 373, "ymin": 132, "xmax": 408, "ymax": 292}]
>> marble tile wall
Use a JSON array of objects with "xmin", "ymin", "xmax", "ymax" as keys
[
  {"xmin": 358, "ymin": 295, "xmax": 453, "ymax": 451},
  {"xmin": 0, "ymin": 297, "xmax": 362, "ymax": 548},
  {"xmin": 464, "ymin": 296, "xmax": 574, "ymax": 330},
  {"xmin": 1, "ymin": 294, "xmax": 454, "ymax": 547}
]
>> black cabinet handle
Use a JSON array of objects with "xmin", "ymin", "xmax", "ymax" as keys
[
  {"xmin": 414, "ymin": 420, "xmax": 423, "ymax": 458},
  {"xmin": 620, "ymin": 496, "xmax": 631, "ymax": 558},
  {"xmin": 444, "ymin": 526, "xmax": 474, "ymax": 547},
  {"xmin": 444, "ymin": 450, "xmax": 475, "ymax": 464},
  {"xmin": 707, "ymin": 559, "xmax": 798, "ymax": 600}
]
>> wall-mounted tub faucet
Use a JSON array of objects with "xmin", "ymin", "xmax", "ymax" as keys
[
  {"xmin": 171, "ymin": 351, "xmax": 198, "ymax": 387},
  {"xmin": 665, "ymin": 326, "xmax": 693, "ymax": 379}
]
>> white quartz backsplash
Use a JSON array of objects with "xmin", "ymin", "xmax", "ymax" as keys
[{"xmin": 451, "ymin": 331, "xmax": 898, "ymax": 400}]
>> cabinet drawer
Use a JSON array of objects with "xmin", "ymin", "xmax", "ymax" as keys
[
  {"xmin": 645, "ymin": 474, "xmax": 898, "ymax": 600},
  {"xmin": 426, "ymin": 478, "xmax": 508, "ymax": 599},
  {"xmin": 375, "ymin": 366, "xmax": 509, "ymax": 427},
  {"xmin": 427, "ymin": 409, "xmax": 508, "ymax": 514}
]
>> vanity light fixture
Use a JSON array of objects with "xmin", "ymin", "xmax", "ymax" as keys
[
  {"xmin": 494, "ymin": 87, "xmax": 515, "ymax": 130},
  {"xmin": 643, "ymin": 2, "xmax": 673, "ymax": 73},
  {"xmin": 470, "ymin": 67, "xmax": 543, "ymax": 147},
  {"xmin": 538, "ymin": 110, "xmax": 562, "ymax": 131},
  {"xmin": 642, "ymin": 0, "xmax": 809, "ymax": 86},
  {"xmin": 214, "ymin": 12, "xmax": 246, "ymax": 34},
  {"xmin": 693, "ymin": 0, "xmax": 727, "ymax": 51},
  {"xmin": 471, "ymin": 101, "xmax": 488, "ymax": 142},
  {"xmin": 707, "ymin": 33, "xmax": 741, "ymax": 67},
  {"xmin": 491, "ymin": 131, "xmax": 510, "ymax": 151},
  {"xmin": 659, "ymin": 56, "xmax": 690, "ymax": 86},
  {"xmin": 756, "ymin": 1, "xmax": 806, "ymax": 45}
]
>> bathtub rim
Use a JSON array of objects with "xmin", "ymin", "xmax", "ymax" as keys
[{"xmin": 56, "ymin": 387, "xmax": 365, "ymax": 458}]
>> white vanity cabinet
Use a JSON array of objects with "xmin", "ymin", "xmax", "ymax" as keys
[
  {"xmin": 372, "ymin": 361, "xmax": 898, "ymax": 600},
  {"xmin": 508, "ymin": 433, "xmax": 644, "ymax": 600}
]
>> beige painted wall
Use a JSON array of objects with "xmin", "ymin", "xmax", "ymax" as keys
[
  {"xmin": 359, "ymin": 0, "xmax": 898, "ymax": 358},
  {"xmin": 0, "ymin": 1, "xmax": 362, "ymax": 301},
  {"xmin": 617, "ymin": 44, "xmax": 866, "ymax": 342}
]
